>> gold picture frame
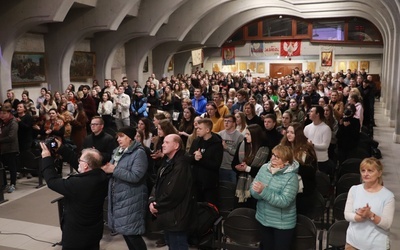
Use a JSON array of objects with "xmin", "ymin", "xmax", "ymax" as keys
[
  {"xmin": 70, "ymin": 51, "xmax": 96, "ymax": 81},
  {"xmin": 360, "ymin": 61, "xmax": 369, "ymax": 72}
]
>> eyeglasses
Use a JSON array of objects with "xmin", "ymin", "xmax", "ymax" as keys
[
  {"xmin": 271, "ymin": 153, "xmax": 281, "ymax": 159},
  {"xmin": 90, "ymin": 123, "xmax": 101, "ymax": 126}
]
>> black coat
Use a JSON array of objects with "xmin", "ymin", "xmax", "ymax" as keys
[
  {"xmin": 189, "ymin": 133, "xmax": 223, "ymax": 189},
  {"xmin": 41, "ymin": 157, "xmax": 108, "ymax": 248},
  {"xmin": 150, "ymin": 150, "xmax": 196, "ymax": 231}
]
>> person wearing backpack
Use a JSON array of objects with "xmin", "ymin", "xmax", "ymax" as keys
[{"xmin": 149, "ymin": 134, "xmax": 196, "ymax": 249}]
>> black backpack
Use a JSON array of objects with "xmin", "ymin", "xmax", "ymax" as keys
[{"xmin": 189, "ymin": 202, "xmax": 220, "ymax": 246}]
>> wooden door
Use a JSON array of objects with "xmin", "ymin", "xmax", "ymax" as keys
[{"xmin": 269, "ymin": 63, "xmax": 303, "ymax": 78}]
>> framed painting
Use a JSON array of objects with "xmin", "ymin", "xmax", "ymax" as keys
[
  {"xmin": 248, "ymin": 62, "xmax": 256, "ymax": 72},
  {"xmin": 257, "ymin": 62, "xmax": 265, "ymax": 74},
  {"xmin": 338, "ymin": 61, "xmax": 347, "ymax": 72},
  {"xmin": 307, "ymin": 62, "xmax": 316, "ymax": 73},
  {"xmin": 321, "ymin": 51, "xmax": 333, "ymax": 67},
  {"xmin": 349, "ymin": 61, "xmax": 358, "ymax": 72},
  {"xmin": 143, "ymin": 56, "xmax": 148, "ymax": 73},
  {"xmin": 360, "ymin": 61, "xmax": 369, "ymax": 72},
  {"xmin": 168, "ymin": 57, "xmax": 174, "ymax": 71},
  {"xmin": 239, "ymin": 62, "xmax": 247, "ymax": 71},
  {"xmin": 70, "ymin": 51, "xmax": 96, "ymax": 81},
  {"xmin": 11, "ymin": 52, "xmax": 46, "ymax": 85}
]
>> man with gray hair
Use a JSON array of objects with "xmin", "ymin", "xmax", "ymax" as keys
[{"xmin": 41, "ymin": 145, "xmax": 108, "ymax": 250}]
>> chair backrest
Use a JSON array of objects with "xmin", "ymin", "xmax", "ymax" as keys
[
  {"xmin": 223, "ymin": 208, "xmax": 262, "ymax": 245},
  {"xmin": 326, "ymin": 220, "xmax": 349, "ymax": 249},
  {"xmin": 292, "ymin": 214, "xmax": 317, "ymax": 250},
  {"xmin": 298, "ymin": 190, "xmax": 326, "ymax": 222},
  {"xmin": 315, "ymin": 171, "xmax": 332, "ymax": 199},
  {"xmin": 218, "ymin": 181, "xmax": 236, "ymax": 217},
  {"xmin": 333, "ymin": 192, "xmax": 348, "ymax": 221},
  {"xmin": 335, "ymin": 173, "xmax": 361, "ymax": 197},
  {"xmin": 338, "ymin": 158, "xmax": 362, "ymax": 178},
  {"xmin": 347, "ymin": 147, "xmax": 371, "ymax": 160}
]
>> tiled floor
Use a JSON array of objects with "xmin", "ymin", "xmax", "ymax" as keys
[{"xmin": 0, "ymin": 101, "xmax": 399, "ymax": 250}]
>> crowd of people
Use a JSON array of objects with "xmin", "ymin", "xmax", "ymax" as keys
[{"xmin": 1, "ymin": 67, "xmax": 393, "ymax": 250}]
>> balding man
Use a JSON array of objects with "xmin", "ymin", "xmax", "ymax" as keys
[
  {"xmin": 40, "ymin": 145, "xmax": 108, "ymax": 250},
  {"xmin": 149, "ymin": 134, "xmax": 196, "ymax": 249}
]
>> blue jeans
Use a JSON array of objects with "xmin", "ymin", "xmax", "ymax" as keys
[
  {"xmin": 219, "ymin": 168, "xmax": 237, "ymax": 184},
  {"xmin": 164, "ymin": 231, "xmax": 188, "ymax": 250}
]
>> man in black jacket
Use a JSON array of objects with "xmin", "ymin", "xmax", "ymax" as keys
[
  {"xmin": 40, "ymin": 144, "xmax": 108, "ymax": 250},
  {"xmin": 189, "ymin": 118, "xmax": 223, "ymax": 205},
  {"xmin": 58, "ymin": 116, "xmax": 116, "ymax": 170},
  {"xmin": 149, "ymin": 134, "xmax": 196, "ymax": 249}
]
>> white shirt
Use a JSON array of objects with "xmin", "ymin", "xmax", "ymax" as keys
[{"xmin": 303, "ymin": 122, "xmax": 331, "ymax": 162}]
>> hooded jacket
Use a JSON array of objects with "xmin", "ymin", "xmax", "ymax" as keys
[
  {"xmin": 192, "ymin": 95, "xmax": 207, "ymax": 116},
  {"xmin": 108, "ymin": 141, "xmax": 148, "ymax": 235},
  {"xmin": 251, "ymin": 160, "xmax": 299, "ymax": 230},
  {"xmin": 189, "ymin": 132, "xmax": 223, "ymax": 189}
]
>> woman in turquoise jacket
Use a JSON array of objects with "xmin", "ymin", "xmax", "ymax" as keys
[{"xmin": 251, "ymin": 145, "xmax": 299, "ymax": 250}]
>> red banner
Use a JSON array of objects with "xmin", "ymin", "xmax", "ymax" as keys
[
  {"xmin": 280, "ymin": 40, "xmax": 301, "ymax": 57},
  {"xmin": 222, "ymin": 47, "xmax": 235, "ymax": 65}
]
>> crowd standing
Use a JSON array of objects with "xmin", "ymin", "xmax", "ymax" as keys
[{"xmin": 1, "ymin": 67, "xmax": 393, "ymax": 250}]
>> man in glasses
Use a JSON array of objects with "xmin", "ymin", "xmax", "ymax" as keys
[
  {"xmin": 218, "ymin": 114, "xmax": 243, "ymax": 183},
  {"xmin": 41, "ymin": 144, "xmax": 108, "ymax": 250},
  {"xmin": 57, "ymin": 117, "xmax": 116, "ymax": 173}
]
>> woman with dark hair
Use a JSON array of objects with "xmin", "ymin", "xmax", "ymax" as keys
[
  {"xmin": 249, "ymin": 95, "xmax": 263, "ymax": 116},
  {"xmin": 267, "ymin": 86, "xmax": 279, "ymax": 104},
  {"xmin": 20, "ymin": 90, "xmax": 37, "ymax": 116},
  {"xmin": 151, "ymin": 119, "xmax": 178, "ymax": 172},
  {"xmin": 160, "ymin": 85, "xmax": 175, "ymax": 117},
  {"xmin": 243, "ymin": 102, "xmax": 263, "ymax": 127},
  {"xmin": 36, "ymin": 87, "xmax": 47, "ymax": 110},
  {"xmin": 53, "ymin": 91, "xmax": 62, "ymax": 108},
  {"xmin": 146, "ymin": 88, "xmax": 159, "ymax": 120},
  {"xmin": 232, "ymin": 124, "xmax": 269, "ymax": 208},
  {"xmin": 280, "ymin": 122, "xmax": 317, "ymax": 215},
  {"xmin": 277, "ymin": 110, "xmax": 293, "ymax": 135},
  {"xmin": 318, "ymin": 96, "xmax": 330, "ymax": 107},
  {"xmin": 324, "ymin": 104, "xmax": 339, "ymax": 163},
  {"xmin": 288, "ymin": 98, "xmax": 305, "ymax": 126},
  {"xmin": 137, "ymin": 117, "xmax": 153, "ymax": 148},
  {"xmin": 70, "ymin": 101, "xmax": 88, "ymax": 152},
  {"xmin": 234, "ymin": 111, "xmax": 247, "ymax": 135},
  {"xmin": 97, "ymin": 91, "xmax": 113, "ymax": 128},
  {"xmin": 204, "ymin": 101, "xmax": 224, "ymax": 132},
  {"xmin": 40, "ymin": 91, "xmax": 58, "ymax": 115},
  {"xmin": 301, "ymin": 95, "xmax": 312, "ymax": 126},
  {"xmin": 173, "ymin": 83, "xmax": 183, "ymax": 112},
  {"xmin": 58, "ymin": 101, "xmax": 73, "ymax": 140},
  {"xmin": 261, "ymin": 99, "xmax": 282, "ymax": 125},
  {"xmin": 33, "ymin": 107, "xmax": 65, "ymax": 139},
  {"xmin": 337, "ymin": 103, "xmax": 361, "ymax": 163},
  {"xmin": 178, "ymin": 106, "xmax": 195, "ymax": 147},
  {"xmin": 185, "ymin": 116, "xmax": 201, "ymax": 153},
  {"xmin": 66, "ymin": 83, "xmax": 75, "ymax": 94},
  {"xmin": 348, "ymin": 93, "xmax": 364, "ymax": 129}
]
